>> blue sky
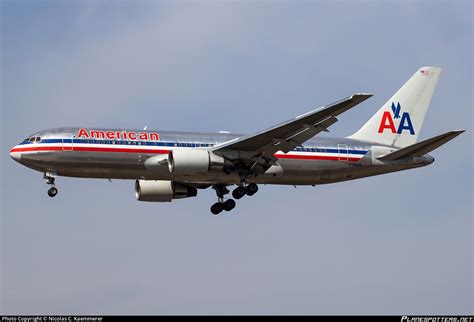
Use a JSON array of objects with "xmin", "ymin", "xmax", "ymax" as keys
[{"xmin": 1, "ymin": 0, "xmax": 472, "ymax": 314}]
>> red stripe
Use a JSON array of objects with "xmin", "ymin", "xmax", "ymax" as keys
[
  {"xmin": 73, "ymin": 147, "xmax": 170, "ymax": 154},
  {"xmin": 11, "ymin": 145, "xmax": 362, "ymax": 161},
  {"xmin": 11, "ymin": 146, "xmax": 62, "ymax": 152},
  {"xmin": 11, "ymin": 146, "xmax": 169, "ymax": 154}
]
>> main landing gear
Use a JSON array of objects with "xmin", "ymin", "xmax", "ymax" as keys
[
  {"xmin": 211, "ymin": 185, "xmax": 235, "ymax": 215},
  {"xmin": 210, "ymin": 199, "xmax": 236, "ymax": 215},
  {"xmin": 210, "ymin": 183, "xmax": 258, "ymax": 215},
  {"xmin": 232, "ymin": 183, "xmax": 258, "ymax": 199},
  {"xmin": 44, "ymin": 172, "xmax": 58, "ymax": 197}
]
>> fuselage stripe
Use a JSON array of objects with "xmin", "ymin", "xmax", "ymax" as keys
[
  {"xmin": 17, "ymin": 139, "xmax": 368, "ymax": 155},
  {"xmin": 276, "ymin": 154, "xmax": 361, "ymax": 162},
  {"xmin": 11, "ymin": 146, "xmax": 169, "ymax": 154},
  {"xmin": 10, "ymin": 145, "xmax": 364, "ymax": 161}
]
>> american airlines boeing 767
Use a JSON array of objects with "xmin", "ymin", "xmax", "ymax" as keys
[{"xmin": 10, "ymin": 67, "xmax": 464, "ymax": 214}]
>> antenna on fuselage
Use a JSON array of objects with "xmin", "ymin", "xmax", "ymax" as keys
[{"xmin": 143, "ymin": 126, "xmax": 148, "ymax": 130}]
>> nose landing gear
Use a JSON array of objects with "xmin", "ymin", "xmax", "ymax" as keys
[{"xmin": 44, "ymin": 172, "xmax": 58, "ymax": 198}]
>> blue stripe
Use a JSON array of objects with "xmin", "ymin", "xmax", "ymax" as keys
[{"xmin": 19, "ymin": 138, "xmax": 368, "ymax": 155}]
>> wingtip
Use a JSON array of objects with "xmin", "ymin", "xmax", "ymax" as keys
[
  {"xmin": 443, "ymin": 130, "xmax": 465, "ymax": 140},
  {"xmin": 351, "ymin": 93, "xmax": 373, "ymax": 101}
]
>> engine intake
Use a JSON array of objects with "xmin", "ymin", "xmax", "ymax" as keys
[
  {"xmin": 135, "ymin": 180, "xmax": 197, "ymax": 202},
  {"xmin": 168, "ymin": 148, "xmax": 231, "ymax": 173}
]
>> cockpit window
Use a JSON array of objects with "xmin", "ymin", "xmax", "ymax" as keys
[{"xmin": 23, "ymin": 136, "xmax": 41, "ymax": 143}]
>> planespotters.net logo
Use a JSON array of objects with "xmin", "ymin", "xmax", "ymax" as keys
[{"xmin": 402, "ymin": 317, "xmax": 474, "ymax": 322}]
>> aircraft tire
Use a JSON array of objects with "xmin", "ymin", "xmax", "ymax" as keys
[
  {"xmin": 232, "ymin": 187, "xmax": 246, "ymax": 199},
  {"xmin": 211, "ymin": 202, "xmax": 224, "ymax": 215},
  {"xmin": 223, "ymin": 199, "xmax": 236, "ymax": 211},
  {"xmin": 48, "ymin": 187, "xmax": 58, "ymax": 197},
  {"xmin": 245, "ymin": 183, "xmax": 258, "ymax": 196}
]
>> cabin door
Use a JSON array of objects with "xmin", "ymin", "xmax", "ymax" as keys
[
  {"xmin": 337, "ymin": 144, "xmax": 348, "ymax": 161},
  {"xmin": 62, "ymin": 134, "xmax": 74, "ymax": 151}
]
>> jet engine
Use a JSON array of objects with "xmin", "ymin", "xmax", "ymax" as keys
[
  {"xmin": 135, "ymin": 180, "xmax": 197, "ymax": 202},
  {"xmin": 168, "ymin": 148, "xmax": 232, "ymax": 173}
]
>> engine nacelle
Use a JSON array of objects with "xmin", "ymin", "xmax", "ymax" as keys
[
  {"xmin": 168, "ymin": 148, "xmax": 230, "ymax": 173},
  {"xmin": 135, "ymin": 180, "xmax": 197, "ymax": 202}
]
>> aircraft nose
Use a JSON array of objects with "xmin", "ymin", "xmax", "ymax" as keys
[{"xmin": 10, "ymin": 147, "xmax": 21, "ymax": 162}]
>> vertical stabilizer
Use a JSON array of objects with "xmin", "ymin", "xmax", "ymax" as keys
[{"xmin": 349, "ymin": 67, "xmax": 441, "ymax": 148}]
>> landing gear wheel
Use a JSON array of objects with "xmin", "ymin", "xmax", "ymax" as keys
[
  {"xmin": 223, "ymin": 199, "xmax": 236, "ymax": 211},
  {"xmin": 245, "ymin": 183, "xmax": 258, "ymax": 196},
  {"xmin": 48, "ymin": 187, "xmax": 58, "ymax": 197},
  {"xmin": 232, "ymin": 186, "xmax": 246, "ymax": 199},
  {"xmin": 211, "ymin": 202, "xmax": 224, "ymax": 215}
]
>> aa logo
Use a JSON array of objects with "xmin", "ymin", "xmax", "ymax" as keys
[{"xmin": 378, "ymin": 102, "xmax": 415, "ymax": 135}]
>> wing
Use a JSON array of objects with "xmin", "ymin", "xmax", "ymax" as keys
[{"xmin": 212, "ymin": 93, "xmax": 372, "ymax": 167}]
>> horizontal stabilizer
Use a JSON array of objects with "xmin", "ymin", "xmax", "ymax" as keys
[{"xmin": 378, "ymin": 130, "xmax": 465, "ymax": 161}]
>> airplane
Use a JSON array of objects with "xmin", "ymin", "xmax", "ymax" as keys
[{"xmin": 9, "ymin": 66, "xmax": 464, "ymax": 215}]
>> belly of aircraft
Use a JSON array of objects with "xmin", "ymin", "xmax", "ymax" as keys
[{"xmin": 17, "ymin": 150, "xmax": 413, "ymax": 186}]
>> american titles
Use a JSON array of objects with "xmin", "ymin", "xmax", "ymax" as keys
[{"xmin": 77, "ymin": 128, "xmax": 159, "ymax": 141}]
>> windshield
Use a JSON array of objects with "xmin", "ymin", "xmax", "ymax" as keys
[{"xmin": 22, "ymin": 136, "xmax": 41, "ymax": 143}]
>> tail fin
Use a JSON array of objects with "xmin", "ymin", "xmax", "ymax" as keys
[{"xmin": 349, "ymin": 66, "xmax": 442, "ymax": 148}]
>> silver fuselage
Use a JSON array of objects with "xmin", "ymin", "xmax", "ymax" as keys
[{"xmin": 10, "ymin": 127, "xmax": 434, "ymax": 185}]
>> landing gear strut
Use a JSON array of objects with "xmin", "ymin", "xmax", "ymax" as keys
[
  {"xmin": 44, "ymin": 172, "xmax": 58, "ymax": 197},
  {"xmin": 211, "ymin": 184, "xmax": 236, "ymax": 215}
]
